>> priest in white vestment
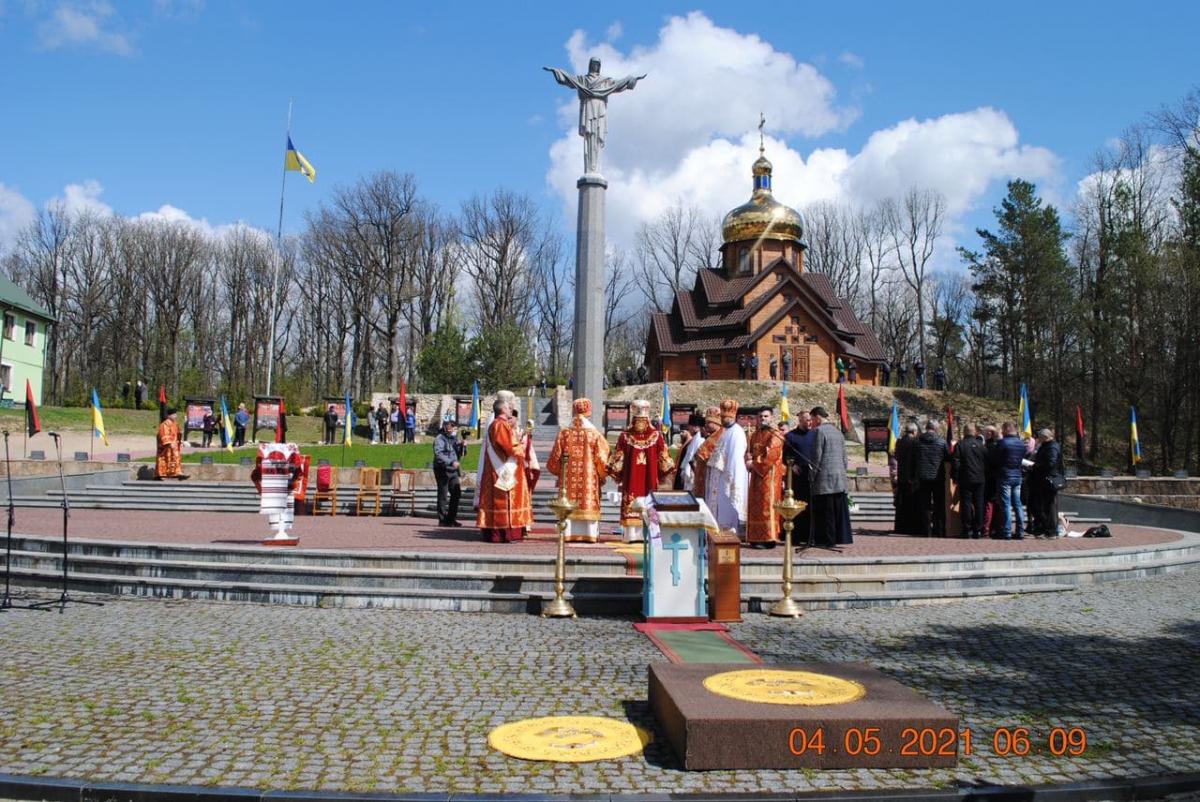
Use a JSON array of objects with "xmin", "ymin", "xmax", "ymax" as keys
[{"xmin": 704, "ymin": 398, "xmax": 748, "ymax": 534}]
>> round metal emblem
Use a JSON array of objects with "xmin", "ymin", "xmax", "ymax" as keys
[
  {"xmin": 702, "ymin": 669, "xmax": 866, "ymax": 705},
  {"xmin": 487, "ymin": 716, "xmax": 652, "ymax": 762}
]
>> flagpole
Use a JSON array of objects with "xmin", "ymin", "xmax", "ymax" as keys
[{"xmin": 265, "ymin": 99, "xmax": 293, "ymax": 398}]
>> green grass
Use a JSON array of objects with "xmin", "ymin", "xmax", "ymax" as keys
[
  {"xmin": 171, "ymin": 442, "xmax": 481, "ymax": 471},
  {"xmin": 0, "ymin": 405, "xmax": 325, "ymax": 441}
]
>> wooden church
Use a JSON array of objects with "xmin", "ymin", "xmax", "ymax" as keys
[{"xmin": 645, "ymin": 149, "xmax": 885, "ymax": 384}]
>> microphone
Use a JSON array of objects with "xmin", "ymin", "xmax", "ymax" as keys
[{"xmin": 48, "ymin": 432, "xmax": 61, "ymax": 440}]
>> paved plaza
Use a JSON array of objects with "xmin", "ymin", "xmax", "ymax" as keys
[{"xmin": 0, "ymin": 568, "xmax": 1197, "ymax": 795}]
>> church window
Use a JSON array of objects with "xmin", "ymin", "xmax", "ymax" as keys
[
  {"xmin": 710, "ymin": 355, "xmax": 722, "ymax": 364},
  {"xmin": 806, "ymin": 335, "xmax": 819, "ymax": 344},
  {"xmin": 737, "ymin": 248, "xmax": 752, "ymax": 275},
  {"xmin": 772, "ymin": 335, "xmax": 786, "ymax": 343},
  {"xmin": 791, "ymin": 316, "xmax": 801, "ymax": 326}
]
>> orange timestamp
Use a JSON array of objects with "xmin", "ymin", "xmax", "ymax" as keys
[{"xmin": 787, "ymin": 726, "xmax": 1088, "ymax": 757}]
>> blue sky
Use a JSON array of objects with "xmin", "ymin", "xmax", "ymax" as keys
[{"xmin": 1, "ymin": 1, "xmax": 1197, "ymax": 261}]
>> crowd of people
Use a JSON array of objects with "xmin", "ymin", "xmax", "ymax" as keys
[{"xmin": 890, "ymin": 420, "xmax": 1066, "ymax": 539}]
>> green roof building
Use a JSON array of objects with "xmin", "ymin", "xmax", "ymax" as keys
[{"xmin": 0, "ymin": 273, "xmax": 53, "ymax": 406}]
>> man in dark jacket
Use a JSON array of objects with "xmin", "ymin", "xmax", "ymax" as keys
[
  {"xmin": 953, "ymin": 423, "xmax": 987, "ymax": 538},
  {"xmin": 323, "ymin": 405, "xmax": 339, "ymax": 445},
  {"xmin": 1030, "ymin": 429, "xmax": 1064, "ymax": 538},
  {"xmin": 891, "ymin": 423, "xmax": 919, "ymax": 534},
  {"xmin": 433, "ymin": 419, "xmax": 465, "ymax": 526},
  {"xmin": 913, "ymin": 420, "xmax": 951, "ymax": 536},
  {"xmin": 982, "ymin": 425, "xmax": 1004, "ymax": 536},
  {"xmin": 997, "ymin": 422, "xmax": 1027, "ymax": 539}
]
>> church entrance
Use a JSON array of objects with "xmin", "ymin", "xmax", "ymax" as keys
[{"xmin": 781, "ymin": 345, "xmax": 809, "ymax": 383}]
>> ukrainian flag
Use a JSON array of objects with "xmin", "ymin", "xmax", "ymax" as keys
[
  {"xmin": 779, "ymin": 382, "xmax": 790, "ymax": 424},
  {"xmin": 1130, "ymin": 407, "xmax": 1142, "ymax": 466},
  {"xmin": 468, "ymin": 380, "xmax": 480, "ymax": 437},
  {"xmin": 285, "ymin": 136, "xmax": 317, "ymax": 183},
  {"xmin": 660, "ymin": 372, "xmax": 670, "ymax": 437},
  {"xmin": 220, "ymin": 396, "xmax": 234, "ymax": 452},
  {"xmin": 91, "ymin": 388, "xmax": 109, "ymax": 447},
  {"xmin": 343, "ymin": 389, "xmax": 353, "ymax": 446},
  {"xmin": 1018, "ymin": 383, "xmax": 1033, "ymax": 439},
  {"xmin": 888, "ymin": 400, "xmax": 900, "ymax": 454}
]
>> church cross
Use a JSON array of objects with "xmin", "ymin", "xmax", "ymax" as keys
[
  {"xmin": 758, "ymin": 112, "xmax": 766, "ymax": 155},
  {"xmin": 663, "ymin": 533, "xmax": 689, "ymax": 587}
]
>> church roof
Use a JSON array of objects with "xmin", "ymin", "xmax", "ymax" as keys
[{"xmin": 651, "ymin": 261, "xmax": 886, "ymax": 362}]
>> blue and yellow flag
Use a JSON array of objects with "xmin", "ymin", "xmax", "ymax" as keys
[
  {"xmin": 1018, "ymin": 383, "xmax": 1033, "ymax": 439},
  {"xmin": 888, "ymin": 399, "xmax": 900, "ymax": 454},
  {"xmin": 660, "ymin": 372, "xmax": 671, "ymax": 437},
  {"xmin": 91, "ymin": 388, "xmax": 108, "ymax": 446},
  {"xmin": 779, "ymin": 382, "xmax": 790, "ymax": 424},
  {"xmin": 343, "ymin": 389, "xmax": 353, "ymax": 446},
  {"xmin": 220, "ymin": 396, "xmax": 234, "ymax": 452},
  {"xmin": 468, "ymin": 380, "xmax": 480, "ymax": 437},
  {"xmin": 1130, "ymin": 407, "xmax": 1142, "ymax": 466},
  {"xmin": 285, "ymin": 136, "xmax": 316, "ymax": 183}
]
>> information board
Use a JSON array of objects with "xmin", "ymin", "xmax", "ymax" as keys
[
  {"xmin": 604, "ymin": 403, "xmax": 630, "ymax": 434},
  {"xmin": 862, "ymin": 418, "xmax": 890, "ymax": 462},
  {"xmin": 253, "ymin": 396, "xmax": 283, "ymax": 441},
  {"xmin": 183, "ymin": 397, "xmax": 215, "ymax": 441}
]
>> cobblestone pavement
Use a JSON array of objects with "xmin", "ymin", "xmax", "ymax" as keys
[{"xmin": 0, "ymin": 569, "xmax": 1197, "ymax": 795}]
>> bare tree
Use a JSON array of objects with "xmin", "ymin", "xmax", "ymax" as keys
[
  {"xmin": 883, "ymin": 188, "xmax": 945, "ymax": 365},
  {"xmin": 802, "ymin": 200, "xmax": 865, "ymax": 308},
  {"xmin": 634, "ymin": 202, "xmax": 714, "ymax": 313},
  {"xmin": 529, "ymin": 232, "xmax": 572, "ymax": 381},
  {"xmin": 460, "ymin": 189, "xmax": 541, "ymax": 332},
  {"xmin": 859, "ymin": 203, "xmax": 896, "ymax": 332}
]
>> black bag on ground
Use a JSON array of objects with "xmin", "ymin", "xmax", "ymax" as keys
[{"xmin": 1083, "ymin": 524, "xmax": 1112, "ymax": 538}]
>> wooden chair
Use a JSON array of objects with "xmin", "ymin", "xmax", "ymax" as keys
[
  {"xmin": 311, "ymin": 463, "xmax": 337, "ymax": 516},
  {"xmin": 389, "ymin": 469, "xmax": 416, "ymax": 516},
  {"xmin": 355, "ymin": 468, "xmax": 383, "ymax": 516}
]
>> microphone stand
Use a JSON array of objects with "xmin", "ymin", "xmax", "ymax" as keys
[
  {"xmin": 30, "ymin": 433, "xmax": 102, "ymax": 613},
  {"xmin": 1, "ymin": 430, "xmax": 43, "ymax": 611}
]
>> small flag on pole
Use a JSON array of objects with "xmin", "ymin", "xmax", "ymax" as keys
[
  {"xmin": 836, "ymin": 383, "xmax": 850, "ymax": 433},
  {"xmin": 946, "ymin": 406, "xmax": 956, "ymax": 453},
  {"xmin": 284, "ymin": 136, "xmax": 317, "ymax": 183},
  {"xmin": 343, "ymin": 389, "xmax": 354, "ymax": 446},
  {"xmin": 1130, "ymin": 407, "xmax": 1142, "ymax": 467},
  {"xmin": 660, "ymin": 371, "xmax": 670, "ymax": 438},
  {"xmin": 220, "ymin": 396, "xmax": 234, "ymax": 452},
  {"xmin": 779, "ymin": 382, "xmax": 790, "ymax": 424},
  {"xmin": 1018, "ymin": 383, "xmax": 1033, "ymax": 439},
  {"xmin": 469, "ymin": 380, "xmax": 480, "ymax": 437},
  {"xmin": 888, "ymin": 400, "xmax": 900, "ymax": 454},
  {"xmin": 25, "ymin": 379, "xmax": 40, "ymax": 437},
  {"xmin": 91, "ymin": 388, "xmax": 109, "ymax": 446},
  {"xmin": 1075, "ymin": 404, "xmax": 1086, "ymax": 462}
]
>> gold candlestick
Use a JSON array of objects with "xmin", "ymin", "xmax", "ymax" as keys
[
  {"xmin": 543, "ymin": 454, "xmax": 576, "ymax": 618},
  {"xmin": 769, "ymin": 464, "xmax": 807, "ymax": 618}
]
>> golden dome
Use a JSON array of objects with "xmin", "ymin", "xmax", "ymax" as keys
[{"xmin": 721, "ymin": 154, "xmax": 805, "ymax": 245}]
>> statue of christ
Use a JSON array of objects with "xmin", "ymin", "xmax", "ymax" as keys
[{"xmin": 544, "ymin": 58, "xmax": 646, "ymax": 175}]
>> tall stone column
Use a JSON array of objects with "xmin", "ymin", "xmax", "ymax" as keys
[{"xmin": 573, "ymin": 174, "xmax": 607, "ymax": 427}]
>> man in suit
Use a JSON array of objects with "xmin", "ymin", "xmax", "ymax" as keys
[
  {"xmin": 809, "ymin": 406, "xmax": 852, "ymax": 546},
  {"xmin": 953, "ymin": 423, "xmax": 987, "ymax": 538}
]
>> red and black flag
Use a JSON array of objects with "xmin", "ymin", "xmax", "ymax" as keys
[
  {"xmin": 158, "ymin": 385, "xmax": 168, "ymax": 422},
  {"xmin": 24, "ymin": 379, "xmax": 40, "ymax": 437},
  {"xmin": 836, "ymin": 383, "xmax": 850, "ymax": 433},
  {"xmin": 946, "ymin": 406, "xmax": 956, "ymax": 452},
  {"xmin": 1075, "ymin": 404, "xmax": 1086, "ymax": 461},
  {"xmin": 275, "ymin": 398, "xmax": 288, "ymax": 444}
]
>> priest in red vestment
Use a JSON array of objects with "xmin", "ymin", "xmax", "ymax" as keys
[
  {"xmin": 691, "ymin": 406, "xmax": 722, "ymax": 497},
  {"xmin": 546, "ymin": 397, "xmax": 609, "ymax": 542},
  {"xmin": 607, "ymin": 399, "xmax": 674, "ymax": 542},
  {"xmin": 475, "ymin": 396, "xmax": 533, "ymax": 543},
  {"xmin": 746, "ymin": 407, "xmax": 786, "ymax": 546}
]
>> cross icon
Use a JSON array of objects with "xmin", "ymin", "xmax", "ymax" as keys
[{"xmin": 662, "ymin": 533, "xmax": 690, "ymax": 587}]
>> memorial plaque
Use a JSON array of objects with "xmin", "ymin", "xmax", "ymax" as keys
[
  {"xmin": 74, "ymin": 451, "xmax": 88, "ymax": 461},
  {"xmin": 183, "ymin": 397, "xmax": 216, "ymax": 441},
  {"xmin": 29, "ymin": 450, "xmax": 45, "ymax": 460},
  {"xmin": 116, "ymin": 452, "xmax": 131, "ymax": 463},
  {"xmin": 322, "ymin": 397, "xmax": 348, "ymax": 427},
  {"xmin": 252, "ymin": 396, "xmax": 283, "ymax": 441},
  {"xmin": 1174, "ymin": 469, "xmax": 1189, "ymax": 479},
  {"xmin": 239, "ymin": 457, "xmax": 253, "ymax": 467},
  {"xmin": 604, "ymin": 402, "xmax": 630, "ymax": 434},
  {"xmin": 1100, "ymin": 467, "xmax": 1115, "ymax": 478},
  {"xmin": 649, "ymin": 662, "xmax": 959, "ymax": 770},
  {"xmin": 1135, "ymin": 468, "xmax": 1151, "ymax": 478},
  {"xmin": 862, "ymin": 418, "xmax": 889, "ymax": 462}
]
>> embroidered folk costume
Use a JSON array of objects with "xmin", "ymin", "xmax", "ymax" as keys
[
  {"xmin": 546, "ymin": 398, "xmax": 610, "ymax": 542},
  {"xmin": 156, "ymin": 410, "xmax": 183, "ymax": 479},
  {"xmin": 703, "ymin": 399, "xmax": 748, "ymax": 534},
  {"xmin": 607, "ymin": 399, "xmax": 674, "ymax": 543},
  {"xmin": 475, "ymin": 395, "xmax": 533, "ymax": 543},
  {"xmin": 746, "ymin": 416, "xmax": 786, "ymax": 544}
]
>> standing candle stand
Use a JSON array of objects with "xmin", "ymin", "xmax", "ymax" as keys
[
  {"xmin": 769, "ymin": 461, "xmax": 807, "ymax": 618},
  {"xmin": 542, "ymin": 455, "xmax": 576, "ymax": 618}
]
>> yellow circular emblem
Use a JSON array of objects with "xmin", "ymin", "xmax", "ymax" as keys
[
  {"xmin": 487, "ymin": 716, "xmax": 652, "ymax": 762},
  {"xmin": 702, "ymin": 669, "xmax": 866, "ymax": 706}
]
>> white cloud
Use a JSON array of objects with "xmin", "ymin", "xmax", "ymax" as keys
[
  {"xmin": 605, "ymin": 21, "xmax": 622, "ymax": 42},
  {"xmin": 39, "ymin": 1, "xmax": 134, "ymax": 56},
  {"xmin": 55, "ymin": 179, "xmax": 113, "ymax": 217},
  {"xmin": 838, "ymin": 51, "xmax": 864, "ymax": 69},
  {"xmin": 0, "ymin": 183, "xmax": 36, "ymax": 256},
  {"xmin": 545, "ymin": 14, "xmax": 1060, "ymax": 262}
]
